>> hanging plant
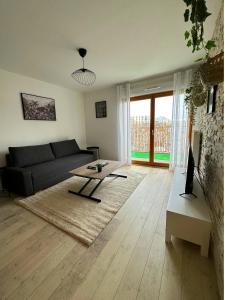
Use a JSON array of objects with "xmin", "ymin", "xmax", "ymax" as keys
[
  {"xmin": 182, "ymin": 0, "xmax": 218, "ymax": 119},
  {"xmin": 184, "ymin": 69, "xmax": 207, "ymax": 121},
  {"xmin": 183, "ymin": 0, "xmax": 216, "ymax": 60}
]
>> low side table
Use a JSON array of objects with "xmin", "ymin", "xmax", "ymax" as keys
[{"xmin": 87, "ymin": 146, "xmax": 100, "ymax": 160}]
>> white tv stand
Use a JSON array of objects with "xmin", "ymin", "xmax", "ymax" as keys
[{"xmin": 166, "ymin": 168, "xmax": 211, "ymax": 257}]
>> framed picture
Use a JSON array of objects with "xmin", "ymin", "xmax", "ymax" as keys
[
  {"xmin": 21, "ymin": 93, "xmax": 56, "ymax": 121},
  {"xmin": 207, "ymin": 85, "xmax": 217, "ymax": 114},
  {"xmin": 95, "ymin": 101, "xmax": 107, "ymax": 118}
]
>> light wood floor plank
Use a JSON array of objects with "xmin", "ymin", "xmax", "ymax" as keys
[
  {"xmin": 90, "ymin": 171, "xmax": 164, "ymax": 300},
  {"xmin": 158, "ymin": 237, "xmax": 184, "ymax": 300},
  {"xmin": 48, "ymin": 216, "xmax": 120, "ymax": 300},
  {"xmin": 181, "ymin": 241, "xmax": 219, "ymax": 300},
  {"xmin": 0, "ymin": 200, "xmax": 21, "ymax": 221},
  {"xmin": 0, "ymin": 225, "xmax": 65, "ymax": 298},
  {"xmin": 0, "ymin": 220, "xmax": 46, "ymax": 270},
  {"xmin": 29, "ymin": 242, "xmax": 86, "ymax": 300},
  {"xmin": 137, "ymin": 233, "xmax": 166, "ymax": 300},
  {"xmin": 114, "ymin": 173, "xmax": 171, "ymax": 300},
  {"xmin": 72, "ymin": 170, "xmax": 160, "ymax": 300},
  {"xmin": 0, "ymin": 167, "xmax": 219, "ymax": 300},
  {"xmin": 7, "ymin": 236, "xmax": 76, "ymax": 300}
]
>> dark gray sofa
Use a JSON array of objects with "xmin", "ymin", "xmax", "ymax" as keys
[{"xmin": 4, "ymin": 139, "xmax": 96, "ymax": 196}]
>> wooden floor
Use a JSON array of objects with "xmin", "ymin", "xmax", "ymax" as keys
[{"xmin": 0, "ymin": 167, "xmax": 219, "ymax": 300}]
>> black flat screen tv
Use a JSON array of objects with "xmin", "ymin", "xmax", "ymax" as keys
[{"xmin": 185, "ymin": 146, "xmax": 195, "ymax": 194}]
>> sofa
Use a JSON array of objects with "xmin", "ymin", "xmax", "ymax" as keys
[{"xmin": 3, "ymin": 139, "xmax": 96, "ymax": 196}]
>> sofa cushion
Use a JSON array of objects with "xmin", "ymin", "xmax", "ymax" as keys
[
  {"xmin": 26, "ymin": 153, "xmax": 94, "ymax": 192},
  {"xmin": 50, "ymin": 139, "xmax": 80, "ymax": 158},
  {"xmin": 9, "ymin": 144, "xmax": 55, "ymax": 167}
]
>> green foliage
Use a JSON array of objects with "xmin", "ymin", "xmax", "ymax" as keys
[
  {"xmin": 184, "ymin": 86, "xmax": 197, "ymax": 120},
  {"xmin": 183, "ymin": 0, "xmax": 192, "ymax": 6},
  {"xmin": 182, "ymin": 0, "xmax": 216, "ymax": 58},
  {"xmin": 184, "ymin": 30, "xmax": 190, "ymax": 39},
  {"xmin": 184, "ymin": 70, "xmax": 207, "ymax": 121},
  {"xmin": 184, "ymin": 9, "xmax": 190, "ymax": 21},
  {"xmin": 205, "ymin": 40, "xmax": 216, "ymax": 50},
  {"xmin": 187, "ymin": 40, "xmax": 192, "ymax": 47},
  {"xmin": 195, "ymin": 57, "xmax": 204, "ymax": 62}
]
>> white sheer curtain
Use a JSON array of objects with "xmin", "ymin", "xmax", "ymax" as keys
[
  {"xmin": 117, "ymin": 83, "xmax": 131, "ymax": 164},
  {"xmin": 170, "ymin": 70, "xmax": 192, "ymax": 170}
]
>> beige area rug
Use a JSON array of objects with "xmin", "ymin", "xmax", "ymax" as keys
[{"xmin": 15, "ymin": 166, "xmax": 146, "ymax": 246}]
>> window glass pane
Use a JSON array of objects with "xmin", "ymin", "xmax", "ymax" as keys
[
  {"xmin": 130, "ymin": 99, "xmax": 150, "ymax": 162},
  {"xmin": 154, "ymin": 96, "xmax": 173, "ymax": 163}
]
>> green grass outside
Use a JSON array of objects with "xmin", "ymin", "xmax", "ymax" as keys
[{"xmin": 131, "ymin": 151, "xmax": 170, "ymax": 162}]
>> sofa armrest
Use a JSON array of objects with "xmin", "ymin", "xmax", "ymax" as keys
[
  {"xmin": 79, "ymin": 149, "xmax": 98, "ymax": 160},
  {"xmin": 4, "ymin": 167, "xmax": 34, "ymax": 196}
]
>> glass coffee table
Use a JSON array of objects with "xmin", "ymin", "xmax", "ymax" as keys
[{"xmin": 68, "ymin": 160, "xmax": 127, "ymax": 203}]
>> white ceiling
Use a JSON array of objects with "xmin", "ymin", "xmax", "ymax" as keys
[{"xmin": 0, "ymin": 0, "xmax": 221, "ymax": 92}]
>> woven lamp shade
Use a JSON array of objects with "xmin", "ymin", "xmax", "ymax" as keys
[{"xmin": 71, "ymin": 68, "xmax": 96, "ymax": 86}]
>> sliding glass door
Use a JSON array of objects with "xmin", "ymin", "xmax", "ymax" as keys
[
  {"xmin": 130, "ymin": 99, "xmax": 151, "ymax": 162},
  {"xmin": 153, "ymin": 95, "xmax": 173, "ymax": 164},
  {"xmin": 130, "ymin": 91, "xmax": 173, "ymax": 167}
]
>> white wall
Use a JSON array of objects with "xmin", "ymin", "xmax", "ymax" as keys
[
  {"xmin": 84, "ymin": 87, "xmax": 118, "ymax": 160},
  {"xmin": 130, "ymin": 73, "xmax": 174, "ymax": 96},
  {"xmin": 0, "ymin": 69, "xmax": 86, "ymax": 166}
]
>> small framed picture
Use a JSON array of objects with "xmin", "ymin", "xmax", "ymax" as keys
[
  {"xmin": 95, "ymin": 101, "xmax": 107, "ymax": 118},
  {"xmin": 207, "ymin": 85, "xmax": 217, "ymax": 114}
]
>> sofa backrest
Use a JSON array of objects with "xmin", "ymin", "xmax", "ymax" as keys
[
  {"xmin": 8, "ymin": 144, "xmax": 55, "ymax": 167},
  {"xmin": 50, "ymin": 139, "xmax": 80, "ymax": 158}
]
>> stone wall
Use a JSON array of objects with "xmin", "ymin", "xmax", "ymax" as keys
[{"xmin": 196, "ymin": 4, "xmax": 224, "ymax": 297}]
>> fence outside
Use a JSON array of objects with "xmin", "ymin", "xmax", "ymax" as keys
[{"xmin": 131, "ymin": 116, "xmax": 172, "ymax": 153}]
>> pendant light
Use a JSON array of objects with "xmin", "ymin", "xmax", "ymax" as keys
[{"xmin": 71, "ymin": 48, "xmax": 96, "ymax": 86}]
